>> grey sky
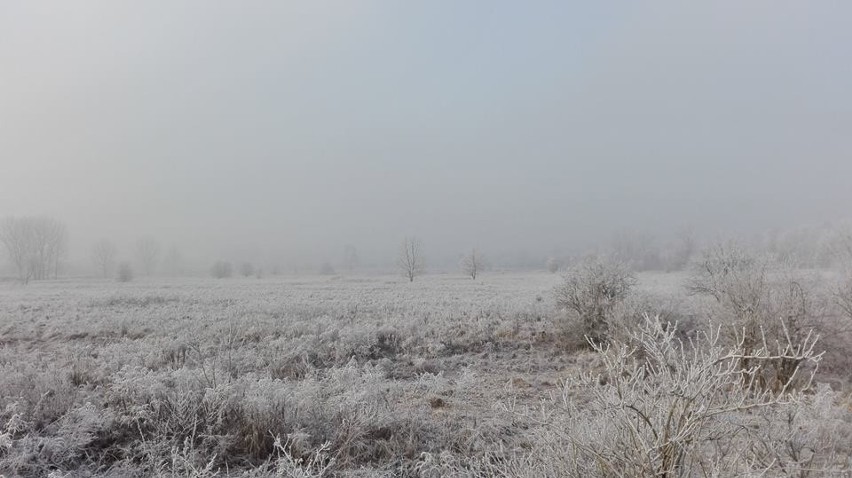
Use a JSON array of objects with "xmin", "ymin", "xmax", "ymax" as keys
[{"xmin": 1, "ymin": 1, "xmax": 850, "ymax": 267}]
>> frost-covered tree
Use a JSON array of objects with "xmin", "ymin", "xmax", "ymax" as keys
[
  {"xmin": 163, "ymin": 245, "xmax": 183, "ymax": 277},
  {"xmin": 609, "ymin": 230, "xmax": 662, "ymax": 271},
  {"xmin": 136, "ymin": 236, "xmax": 161, "ymax": 276},
  {"xmin": 91, "ymin": 239, "xmax": 117, "ymax": 278},
  {"xmin": 0, "ymin": 216, "xmax": 68, "ymax": 283},
  {"xmin": 546, "ymin": 256, "xmax": 562, "ymax": 273},
  {"xmin": 343, "ymin": 244, "xmax": 359, "ymax": 272},
  {"xmin": 211, "ymin": 260, "xmax": 233, "ymax": 279},
  {"xmin": 665, "ymin": 226, "xmax": 696, "ymax": 271},
  {"xmin": 116, "ymin": 261, "xmax": 134, "ymax": 282},
  {"xmin": 460, "ymin": 248, "xmax": 485, "ymax": 280},
  {"xmin": 240, "ymin": 262, "xmax": 255, "ymax": 277},
  {"xmin": 397, "ymin": 236, "xmax": 424, "ymax": 282}
]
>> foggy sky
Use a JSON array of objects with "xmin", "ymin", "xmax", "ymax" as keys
[{"xmin": 2, "ymin": 1, "xmax": 851, "ymax": 268}]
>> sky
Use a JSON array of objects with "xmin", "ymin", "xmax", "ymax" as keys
[{"xmin": 1, "ymin": 1, "xmax": 851, "ymax": 269}]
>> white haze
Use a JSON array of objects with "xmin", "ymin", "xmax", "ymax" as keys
[{"xmin": 1, "ymin": 1, "xmax": 850, "ymax": 270}]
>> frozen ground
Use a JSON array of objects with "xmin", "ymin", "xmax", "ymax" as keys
[
  {"xmin": 0, "ymin": 270, "xmax": 848, "ymax": 476},
  {"xmin": 0, "ymin": 272, "xmax": 573, "ymax": 476}
]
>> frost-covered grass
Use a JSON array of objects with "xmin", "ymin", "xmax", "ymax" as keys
[
  {"xmin": 0, "ymin": 273, "xmax": 566, "ymax": 476},
  {"xmin": 0, "ymin": 271, "xmax": 850, "ymax": 477}
]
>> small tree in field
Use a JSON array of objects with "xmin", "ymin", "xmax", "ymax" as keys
[
  {"xmin": 397, "ymin": 236, "xmax": 424, "ymax": 282},
  {"xmin": 546, "ymin": 256, "xmax": 562, "ymax": 273},
  {"xmin": 91, "ymin": 239, "xmax": 117, "ymax": 278},
  {"xmin": 163, "ymin": 245, "xmax": 183, "ymax": 277},
  {"xmin": 240, "ymin": 262, "xmax": 255, "ymax": 277},
  {"xmin": 136, "ymin": 236, "xmax": 161, "ymax": 276},
  {"xmin": 555, "ymin": 256, "xmax": 636, "ymax": 346},
  {"xmin": 117, "ymin": 261, "xmax": 134, "ymax": 282},
  {"xmin": 211, "ymin": 261, "xmax": 233, "ymax": 279},
  {"xmin": 460, "ymin": 248, "xmax": 485, "ymax": 280},
  {"xmin": 342, "ymin": 244, "xmax": 359, "ymax": 273}
]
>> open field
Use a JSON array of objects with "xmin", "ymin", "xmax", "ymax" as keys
[{"xmin": 1, "ymin": 270, "xmax": 851, "ymax": 477}]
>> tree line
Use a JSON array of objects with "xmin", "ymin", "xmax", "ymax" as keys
[{"xmin": 0, "ymin": 216, "xmax": 67, "ymax": 284}]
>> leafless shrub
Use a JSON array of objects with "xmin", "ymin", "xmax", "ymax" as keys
[
  {"xmin": 609, "ymin": 291, "xmax": 699, "ymax": 344},
  {"xmin": 448, "ymin": 315, "xmax": 846, "ymax": 478},
  {"xmin": 836, "ymin": 274, "xmax": 852, "ymax": 322},
  {"xmin": 268, "ymin": 435, "xmax": 334, "ymax": 477},
  {"xmin": 555, "ymin": 256, "xmax": 636, "ymax": 346},
  {"xmin": 563, "ymin": 316, "xmax": 831, "ymax": 476},
  {"xmin": 687, "ymin": 242, "xmax": 834, "ymax": 386}
]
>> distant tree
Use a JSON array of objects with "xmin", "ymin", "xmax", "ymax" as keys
[
  {"xmin": 319, "ymin": 262, "xmax": 336, "ymax": 275},
  {"xmin": 91, "ymin": 239, "xmax": 117, "ymax": 278},
  {"xmin": 397, "ymin": 236, "xmax": 425, "ymax": 282},
  {"xmin": 163, "ymin": 245, "xmax": 183, "ymax": 277},
  {"xmin": 0, "ymin": 216, "xmax": 68, "ymax": 283},
  {"xmin": 460, "ymin": 247, "xmax": 485, "ymax": 280},
  {"xmin": 117, "ymin": 261, "xmax": 134, "ymax": 282},
  {"xmin": 546, "ymin": 256, "xmax": 562, "ymax": 274},
  {"xmin": 342, "ymin": 244, "xmax": 359, "ymax": 272},
  {"xmin": 666, "ymin": 226, "xmax": 697, "ymax": 271},
  {"xmin": 609, "ymin": 231, "xmax": 662, "ymax": 271},
  {"xmin": 136, "ymin": 236, "xmax": 161, "ymax": 276},
  {"xmin": 211, "ymin": 260, "xmax": 233, "ymax": 279},
  {"xmin": 240, "ymin": 262, "xmax": 255, "ymax": 277}
]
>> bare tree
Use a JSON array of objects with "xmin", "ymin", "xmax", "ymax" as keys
[
  {"xmin": 546, "ymin": 256, "xmax": 562, "ymax": 273},
  {"xmin": 240, "ymin": 262, "xmax": 255, "ymax": 277},
  {"xmin": 163, "ymin": 245, "xmax": 183, "ymax": 277},
  {"xmin": 397, "ymin": 236, "xmax": 424, "ymax": 282},
  {"xmin": 460, "ymin": 247, "xmax": 485, "ymax": 280},
  {"xmin": 211, "ymin": 260, "xmax": 233, "ymax": 279},
  {"xmin": 91, "ymin": 239, "xmax": 117, "ymax": 278},
  {"xmin": 0, "ymin": 216, "xmax": 68, "ymax": 283},
  {"xmin": 117, "ymin": 261, "xmax": 134, "ymax": 282},
  {"xmin": 319, "ymin": 262, "xmax": 336, "ymax": 275},
  {"xmin": 665, "ymin": 226, "xmax": 697, "ymax": 271},
  {"xmin": 609, "ymin": 230, "xmax": 662, "ymax": 271},
  {"xmin": 342, "ymin": 244, "xmax": 359, "ymax": 273},
  {"xmin": 136, "ymin": 236, "xmax": 161, "ymax": 276}
]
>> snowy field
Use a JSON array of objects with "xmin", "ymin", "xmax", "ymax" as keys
[
  {"xmin": 1, "ymin": 270, "xmax": 849, "ymax": 476},
  {"xmin": 0, "ymin": 272, "xmax": 571, "ymax": 476}
]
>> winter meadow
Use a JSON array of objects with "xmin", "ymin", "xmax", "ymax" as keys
[
  {"xmin": 2, "ymin": 223, "xmax": 852, "ymax": 476},
  {"xmin": 3, "ymin": 2, "xmax": 852, "ymax": 477}
]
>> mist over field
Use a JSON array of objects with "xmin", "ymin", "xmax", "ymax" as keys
[
  {"xmin": 3, "ymin": 3, "xmax": 852, "ymax": 477},
  {"xmin": 2, "ymin": 1, "xmax": 851, "ymax": 272}
]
